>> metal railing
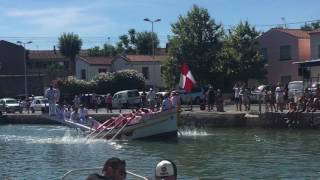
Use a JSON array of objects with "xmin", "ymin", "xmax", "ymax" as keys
[{"xmin": 61, "ymin": 167, "xmax": 148, "ymax": 180}]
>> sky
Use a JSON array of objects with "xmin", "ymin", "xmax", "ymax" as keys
[{"xmin": 0, "ymin": 0, "xmax": 319, "ymax": 50}]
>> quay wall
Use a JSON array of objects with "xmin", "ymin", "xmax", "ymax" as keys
[{"xmin": 1, "ymin": 112, "xmax": 320, "ymax": 129}]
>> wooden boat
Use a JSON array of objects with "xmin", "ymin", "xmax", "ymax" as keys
[
  {"xmin": 44, "ymin": 108, "xmax": 178, "ymax": 140},
  {"xmin": 88, "ymin": 108, "xmax": 178, "ymax": 140}
]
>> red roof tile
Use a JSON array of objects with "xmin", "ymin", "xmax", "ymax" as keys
[
  {"xmin": 80, "ymin": 56, "xmax": 113, "ymax": 65},
  {"xmin": 275, "ymin": 28, "xmax": 311, "ymax": 38},
  {"xmin": 126, "ymin": 55, "xmax": 168, "ymax": 62},
  {"xmin": 29, "ymin": 50, "xmax": 88, "ymax": 60},
  {"xmin": 309, "ymin": 29, "xmax": 320, "ymax": 34}
]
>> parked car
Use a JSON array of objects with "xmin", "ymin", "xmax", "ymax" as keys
[
  {"xmin": 309, "ymin": 82, "xmax": 320, "ymax": 95},
  {"xmin": 0, "ymin": 98, "xmax": 23, "ymax": 113},
  {"xmin": 288, "ymin": 81, "xmax": 304, "ymax": 101},
  {"xmin": 250, "ymin": 85, "xmax": 271, "ymax": 103},
  {"xmin": 112, "ymin": 89, "xmax": 141, "ymax": 108},
  {"xmin": 178, "ymin": 87, "xmax": 205, "ymax": 104},
  {"xmin": 30, "ymin": 98, "xmax": 49, "ymax": 113}
]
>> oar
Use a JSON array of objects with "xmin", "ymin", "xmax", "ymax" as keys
[
  {"xmin": 87, "ymin": 118, "xmax": 116, "ymax": 140},
  {"xmin": 87, "ymin": 117, "xmax": 112, "ymax": 138},
  {"xmin": 101, "ymin": 113, "xmax": 136, "ymax": 139},
  {"xmin": 110, "ymin": 115, "xmax": 135, "ymax": 141}
]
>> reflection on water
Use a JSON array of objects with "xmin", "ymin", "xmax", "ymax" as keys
[{"xmin": 1, "ymin": 125, "xmax": 320, "ymax": 179}]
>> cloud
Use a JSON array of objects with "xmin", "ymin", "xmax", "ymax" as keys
[{"xmin": 4, "ymin": 6, "xmax": 116, "ymax": 35}]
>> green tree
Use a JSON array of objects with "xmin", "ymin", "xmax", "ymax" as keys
[
  {"xmin": 168, "ymin": 4, "xmax": 224, "ymax": 85},
  {"xmin": 102, "ymin": 44, "xmax": 117, "ymax": 56},
  {"xmin": 135, "ymin": 31, "xmax": 159, "ymax": 55},
  {"xmin": 301, "ymin": 21, "xmax": 320, "ymax": 30},
  {"xmin": 161, "ymin": 57, "xmax": 180, "ymax": 89},
  {"xmin": 88, "ymin": 46, "xmax": 101, "ymax": 56},
  {"xmin": 223, "ymin": 21, "xmax": 266, "ymax": 83},
  {"xmin": 58, "ymin": 32, "xmax": 82, "ymax": 75}
]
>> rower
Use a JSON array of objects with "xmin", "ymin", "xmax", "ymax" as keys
[
  {"xmin": 79, "ymin": 104, "xmax": 89, "ymax": 124},
  {"xmin": 161, "ymin": 93, "xmax": 172, "ymax": 111}
]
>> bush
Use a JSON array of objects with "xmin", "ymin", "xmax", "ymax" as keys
[{"xmin": 54, "ymin": 69, "xmax": 145, "ymax": 103}]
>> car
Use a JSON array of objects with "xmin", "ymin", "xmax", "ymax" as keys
[
  {"xmin": 288, "ymin": 81, "xmax": 304, "ymax": 101},
  {"xmin": 178, "ymin": 87, "xmax": 205, "ymax": 104},
  {"xmin": 250, "ymin": 85, "xmax": 271, "ymax": 103},
  {"xmin": 112, "ymin": 89, "xmax": 141, "ymax": 108},
  {"xmin": 0, "ymin": 98, "xmax": 23, "ymax": 113},
  {"xmin": 30, "ymin": 98, "xmax": 49, "ymax": 113}
]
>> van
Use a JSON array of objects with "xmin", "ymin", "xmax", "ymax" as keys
[
  {"xmin": 288, "ymin": 81, "xmax": 304, "ymax": 102},
  {"xmin": 112, "ymin": 89, "xmax": 141, "ymax": 108}
]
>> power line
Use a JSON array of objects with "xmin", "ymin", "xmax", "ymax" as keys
[{"xmin": 225, "ymin": 19, "xmax": 320, "ymax": 28}]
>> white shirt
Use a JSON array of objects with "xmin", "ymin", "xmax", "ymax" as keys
[
  {"xmin": 147, "ymin": 91, "xmax": 155, "ymax": 101},
  {"xmin": 275, "ymin": 86, "xmax": 283, "ymax": 98},
  {"xmin": 170, "ymin": 95, "xmax": 180, "ymax": 108},
  {"xmin": 234, "ymin": 87, "xmax": 240, "ymax": 98}
]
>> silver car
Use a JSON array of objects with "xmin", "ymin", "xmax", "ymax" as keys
[
  {"xmin": 30, "ymin": 98, "xmax": 49, "ymax": 113},
  {"xmin": 0, "ymin": 98, "xmax": 23, "ymax": 113}
]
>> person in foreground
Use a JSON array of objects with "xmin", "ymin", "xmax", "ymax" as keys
[
  {"xmin": 86, "ymin": 157, "xmax": 126, "ymax": 180},
  {"xmin": 155, "ymin": 159, "xmax": 177, "ymax": 180}
]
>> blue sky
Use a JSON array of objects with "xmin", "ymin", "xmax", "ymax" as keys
[{"xmin": 0, "ymin": 0, "xmax": 319, "ymax": 50}]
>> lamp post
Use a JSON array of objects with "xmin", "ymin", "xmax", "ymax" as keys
[
  {"xmin": 17, "ymin": 41, "xmax": 32, "ymax": 101},
  {"xmin": 143, "ymin": 18, "xmax": 161, "ymax": 59}
]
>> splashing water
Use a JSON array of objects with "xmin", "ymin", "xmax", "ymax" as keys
[{"xmin": 178, "ymin": 127, "xmax": 210, "ymax": 136}]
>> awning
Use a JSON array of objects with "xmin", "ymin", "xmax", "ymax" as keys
[{"xmin": 293, "ymin": 59, "xmax": 320, "ymax": 67}]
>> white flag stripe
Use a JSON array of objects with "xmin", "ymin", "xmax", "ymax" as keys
[{"xmin": 187, "ymin": 71, "xmax": 196, "ymax": 84}]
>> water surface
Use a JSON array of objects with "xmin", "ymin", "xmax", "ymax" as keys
[{"xmin": 1, "ymin": 125, "xmax": 320, "ymax": 179}]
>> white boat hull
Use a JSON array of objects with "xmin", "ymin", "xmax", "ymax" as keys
[{"xmin": 95, "ymin": 109, "xmax": 178, "ymax": 140}]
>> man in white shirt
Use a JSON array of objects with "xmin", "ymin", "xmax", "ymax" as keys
[
  {"xmin": 147, "ymin": 88, "xmax": 156, "ymax": 109},
  {"xmin": 275, "ymin": 83, "xmax": 284, "ymax": 112},
  {"xmin": 45, "ymin": 85, "xmax": 59, "ymax": 116},
  {"xmin": 162, "ymin": 93, "xmax": 172, "ymax": 111}
]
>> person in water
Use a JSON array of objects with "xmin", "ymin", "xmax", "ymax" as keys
[
  {"xmin": 155, "ymin": 159, "xmax": 177, "ymax": 180},
  {"xmin": 86, "ymin": 157, "xmax": 126, "ymax": 180}
]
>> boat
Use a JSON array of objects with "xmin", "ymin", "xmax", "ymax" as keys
[
  {"xmin": 87, "ymin": 108, "xmax": 178, "ymax": 140},
  {"xmin": 44, "ymin": 108, "xmax": 178, "ymax": 140}
]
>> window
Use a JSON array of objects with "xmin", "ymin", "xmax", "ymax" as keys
[
  {"xmin": 260, "ymin": 48, "xmax": 268, "ymax": 62},
  {"xmin": 280, "ymin": 45, "xmax": 291, "ymax": 61},
  {"xmin": 318, "ymin": 45, "xmax": 320, "ymax": 58},
  {"xmin": 98, "ymin": 68, "xmax": 107, "ymax": 73},
  {"xmin": 81, "ymin": 69, "xmax": 86, "ymax": 80},
  {"xmin": 142, "ymin": 67, "xmax": 149, "ymax": 80},
  {"xmin": 281, "ymin": 75, "xmax": 291, "ymax": 84}
]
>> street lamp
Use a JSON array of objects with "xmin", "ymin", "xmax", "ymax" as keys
[
  {"xmin": 17, "ymin": 41, "xmax": 32, "ymax": 101},
  {"xmin": 143, "ymin": 18, "xmax": 161, "ymax": 59}
]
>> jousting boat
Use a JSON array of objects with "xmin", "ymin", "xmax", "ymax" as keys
[
  {"xmin": 45, "ymin": 108, "xmax": 178, "ymax": 140},
  {"xmin": 87, "ymin": 108, "xmax": 178, "ymax": 140}
]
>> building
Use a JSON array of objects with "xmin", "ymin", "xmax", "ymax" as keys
[
  {"xmin": 76, "ymin": 54, "xmax": 167, "ymax": 89},
  {"xmin": 258, "ymin": 28, "xmax": 311, "ymax": 84}
]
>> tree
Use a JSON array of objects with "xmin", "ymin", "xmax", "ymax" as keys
[
  {"xmin": 135, "ymin": 31, "xmax": 159, "ymax": 55},
  {"xmin": 223, "ymin": 21, "xmax": 266, "ymax": 83},
  {"xmin": 88, "ymin": 46, "xmax": 101, "ymax": 56},
  {"xmin": 301, "ymin": 21, "xmax": 320, "ymax": 31},
  {"xmin": 58, "ymin": 32, "xmax": 82, "ymax": 75},
  {"xmin": 161, "ymin": 57, "xmax": 180, "ymax": 89},
  {"xmin": 167, "ymin": 4, "xmax": 224, "ymax": 86}
]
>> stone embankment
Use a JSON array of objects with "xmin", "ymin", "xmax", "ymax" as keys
[{"xmin": 1, "ymin": 110, "xmax": 320, "ymax": 129}]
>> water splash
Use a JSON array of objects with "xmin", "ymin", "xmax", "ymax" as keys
[{"xmin": 179, "ymin": 127, "xmax": 210, "ymax": 136}]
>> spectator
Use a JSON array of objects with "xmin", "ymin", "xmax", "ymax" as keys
[
  {"xmin": 155, "ymin": 159, "xmax": 177, "ymax": 180},
  {"xmin": 233, "ymin": 83, "xmax": 241, "ymax": 111},
  {"xmin": 73, "ymin": 95, "xmax": 81, "ymax": 109},
  {"xmin": 206, "ymin": 86, "xmax": 215, "ymax": 112},
  {"xmin": 147, "ymin": 88, "xmax": 156, "ymax": 110},
  {"xmin": 86, "ymin": 157, "xmax": 126, "ymax": 180},
  {"xmin": 216, "ymin": 89, "xmax": 224, "ymax": 112},
  {"xmin": 161, "ymin": 93, "xmax": 173, "ymax": 111},
  {"xmin": 275, "ymin": 83, "xmax": 284, "ymax": 112},
  {"xmin": 106, "ymin": 93, "xmax": 113, "ymax": 113},
  {"xmin": 140, "ymin": 91, "xmax": 147, "ymax": 108}
]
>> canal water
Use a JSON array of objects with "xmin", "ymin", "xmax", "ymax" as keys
[{"xmin": 1, "ymin": 125, "xmax": 320, "ymax": 179}]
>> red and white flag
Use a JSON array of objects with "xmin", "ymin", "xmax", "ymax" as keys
[{"xmin": 179, "ymin": 63, "xmax": 196, "ymax": 92}]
